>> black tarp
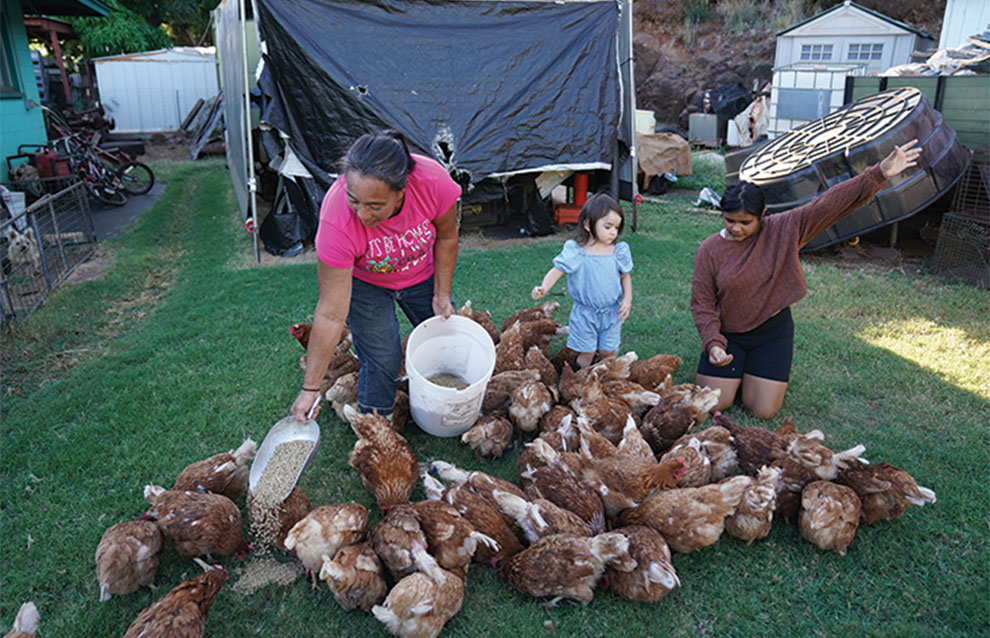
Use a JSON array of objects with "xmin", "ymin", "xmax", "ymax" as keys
[{"xmin": 254, "ymin": 0, "xmax": 622, "ymax": 251}]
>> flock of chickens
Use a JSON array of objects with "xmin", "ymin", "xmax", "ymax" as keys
[{"xmin": 8, "ymin": 301, "xmax": 935, "ymax": 638}]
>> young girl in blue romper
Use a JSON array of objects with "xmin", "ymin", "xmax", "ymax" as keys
[{"xmin": 532, "ymin": 192, "xmax": 633, "ymax": 369}]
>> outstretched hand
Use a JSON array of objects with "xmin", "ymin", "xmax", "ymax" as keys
[{"xmin": 880, "ymin": 139, "xmax": 922, "ymax": 179}]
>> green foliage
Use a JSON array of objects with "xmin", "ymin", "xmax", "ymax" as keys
[
  {"xmin": 683, "ymin": 0, "xmax": 712, "ymax": 24},
  {"xmin": 1, "ymin": 161, "xmax": 988, "ymax": 637},
  {"xmin": 675, "ymin": 150, "xmax": 727, "ymax": 193},
  {"xmin": 68, "ymin": 0, "xmax": 170, "ymax": 57}
]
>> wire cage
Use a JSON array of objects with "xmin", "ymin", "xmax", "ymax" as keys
[
  {"xmin": 1, "ymin": 181, "xmax": 97, "ymax": 325},
  {"xmin": 931, "ymin": 147, "xmax": 990, "ymax": 288}
]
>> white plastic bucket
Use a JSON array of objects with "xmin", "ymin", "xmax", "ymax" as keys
[{"xmin": 405, "ymin": 315, "xmax": 496, "ymax": 437}]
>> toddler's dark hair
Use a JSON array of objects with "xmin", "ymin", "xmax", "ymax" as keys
[
  {"xmin": 576, "ymin": 192, "xmax": 624, "ymax": 244},
  {"xmin": 342, "ymin": 129, "xmax": 416, "ymax": 192},
  {"xmin": 719, "ymin": 181, "xmax": 766, "ymax": 217}
]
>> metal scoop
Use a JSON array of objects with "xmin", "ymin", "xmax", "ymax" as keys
[{"xmin": 248, "ymin": 395, "xmax": 321, "ymax": 501}]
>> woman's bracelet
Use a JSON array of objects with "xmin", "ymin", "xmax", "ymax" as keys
[{"xmin": 301, "ymin": 387, "xmax": 321, "ymax": 393}]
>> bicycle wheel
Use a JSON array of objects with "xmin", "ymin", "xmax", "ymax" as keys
[
  {"xmin": 86, "ymin": 180, "xmax": 127, "ymax": 206},
  {"xmin": 118, "ymin": 161, "xmax": 155, "ymax": 196}
]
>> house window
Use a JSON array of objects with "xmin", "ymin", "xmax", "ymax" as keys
[
  {"xmin": 848, "ymin": 43, "xmax": 884, "ymax": 61},
  {"xmin": 800, "ymin": 44, "xmax": 833, "ymax": 61}
]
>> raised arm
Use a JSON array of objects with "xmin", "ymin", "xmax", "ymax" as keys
[
  {"xmin": 532, "ymin": 267, "xmax": 564, "ymax": 300},
  {"xmin": 880, "ymin": 139, "xmax": 922, "ymax": 179},
  {"xmin": 432, "ymin": 202, "xmax": 459, "ymax": 318}
]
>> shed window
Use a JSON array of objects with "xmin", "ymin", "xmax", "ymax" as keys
[
  {"xmin": 848, "ymin": 43, "xmax": 883, "ymax": 60},
  {"xmin": 800, "ymin": 44, "xmax": 833, "ymax": 61}
]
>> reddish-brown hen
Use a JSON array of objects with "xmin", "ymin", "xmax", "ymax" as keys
[
  {"xmin": 799, "ymin": 480, "xmax": 861, "ymax": 555},
  {"xmin": 143, "ymin": 485, "xmax": 250, "ymax": 558},
  {"xmin": 411, "ymin": 499, "xmax": 499, "ymax": 581},
  {"xmin": 493, "ymin": 322, "xmax": 525, "ymax": 375},
  {"xmin": 524, "ymin": 345, "xmax": 558, "ymax": 387},
  {"xmin": 606, "ymin": 525, "xmax": 680, "ymax": 601},
  {"xmin": 457, "ymin": 300, "xmax": 500, "ymax": 345},
  {"xmin": 628, "ymin": 353, "xmax": 682, "ymax": 391},
  {"xmin": 346, "ymin": 406, "xmax": 419, "ymax": 508},
  {"xmin": 500, "ymin": 301, "xmax": 560, "ymax": 332},
  {"xmin": 372, "ymin": 565, "xmax": 464, "ymax": 638},
  {"xmin": 482, "ymin": 369, "xmax": 541, "ymax": 415},
  {"xmin": 492, "ymin": 490, "xmax": 592, "ymax": 542},
  {"xmin": 670, "ymin": 425, "xmax": 739, "ymax": 480},
  {"xmin": 4, "ymin": 602, "xmax": 38, "ymax": 638},
  {"xmin": 284, "ymin": 502, "xmax": 368, "ymax": 588},
  {"xmin": 714, "ymin": 412, "xmax": 788, "ymax": 475},
  {"xmin": 95, "ymin": 519, "xmax": 163, "ymax": 602},
  {"xmin": 460, "ymin": 414, "xmax": 514, "ymax": 460},
  {"xmin": 122, "ymin": 560, "xmax": 226, "ymax": 638},
  {"xmin": 508, "ymin": 380, "xmax": 555, "ymax": 433},
  {"xmin": 319, "ymin": 541, "xmax": 387, "ymax": 612},
  {"xmin": 172, "ymin": 438, "xmax": 256, "ymax": 501},
  {"xmin": 571, "ymin": 371, "xmax": 638, "ymax": 444},
  {"xmin": 724, "ymin": 465, "xmax": 780, "ymax": 544},
  {"xmin": 370, "ymin": 505, "xmax": 445, "ymax": 583},
  {"xmin": 836, "ymin": 462, "xmax": 936, "ymax": 525}
]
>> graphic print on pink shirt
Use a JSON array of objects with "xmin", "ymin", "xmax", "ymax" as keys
[{"xmin": 364, "ymin": 219, "xmax": 434, "ymax": 274}]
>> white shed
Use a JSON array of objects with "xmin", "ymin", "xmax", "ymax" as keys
[
  {"xmin": 939, "ymin": 0, "xmax": 990, "ymax": 49},
  {"xmin": 93, "ymin": 47, "xmax": 219, "ymax": 133},
  {"xmin": 774, "ymin": 1, "xmax": 934, "ymax": 76}
]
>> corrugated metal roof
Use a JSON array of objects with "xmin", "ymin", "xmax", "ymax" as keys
[
  {"xmin": 22, "ymin": 0, "xmax": 110, "ymax": 17},
  {"xmin": 776, "ymin": 1, "xmax": 934, "ymax": 40},
  {"xmin": 92, "ymin": 47, "xmax": 217, "ymax": 63}
]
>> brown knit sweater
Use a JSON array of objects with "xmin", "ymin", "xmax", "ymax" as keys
[{"xmin": 691, "ymin": 163, "xmax": 887, "ymax": 355}]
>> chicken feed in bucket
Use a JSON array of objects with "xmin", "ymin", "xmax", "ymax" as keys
[{"xmin": 405, "ymin": 315, "xmax": 496, "ymax": 436}]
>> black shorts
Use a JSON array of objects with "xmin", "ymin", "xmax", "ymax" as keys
[{"xmin": 696, "ymin": 307, "xmax": 794, "ymax": 382}]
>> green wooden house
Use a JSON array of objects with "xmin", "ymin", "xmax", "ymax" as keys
[{"xmin": 0, "ymin": 0, "xmax": 108, "ymax": 181}]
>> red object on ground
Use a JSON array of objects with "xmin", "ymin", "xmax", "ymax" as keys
[{"xmin": 573, "ymin": 172, "xmax": 589, "ymax": 206}]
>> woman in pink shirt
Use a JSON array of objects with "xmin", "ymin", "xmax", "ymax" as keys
[
  {"xmin": 691, "ymin": 139, "xmax": 922, "ymax": 419},
  {"xmin": 291, "ymin": 130, "xmax": 461, "ymax": 421}
]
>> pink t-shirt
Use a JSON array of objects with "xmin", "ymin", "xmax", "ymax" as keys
[{"xmin": 315, "ymin": 154, "xmax": 461, "ymax": 290}]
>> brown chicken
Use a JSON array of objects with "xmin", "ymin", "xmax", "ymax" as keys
[
  {"xmin": 289, "ymin": 322, "xmax": 313, "ymax": 349},
  {"xmin": 516, "ymin": 317, "xmax": 568, "ymax": 355},
  {"xmin": 799, "ymin": 480, "xmax": 862, "ymax": 555},
  {"xmin": 500, "ymin": 300, "xmax": 560, "ymax": 332},
  {"xmin": 422, "ymin": 474, "xmax": 524, "ymax": 564},
  {"xmin": 769, "ymin": 457, "xmax": 816, "ymax": 521},
  {"xmin": 659, "ymin": 437, "xmax": 712, "ymax": 487},
  {"xmin": 508, "ymin": 380, "xmax": 554, "ymax": 432},
  {"xmin": 724, "ymin": 466, "xmax": 780, "ymax": 544},
  {"xmin": 524, "ymin": 345, "xmax": 558, "ymax": 387},
  {"xmin": 557, "ymin": 361, "xmax": 584, "ymax": 404},
  {"xmin": 628, "ymin": 353, "xmax": 682, "ymax": 391},
  {"xmin": 550, "ymin": 345, "xmax": 581, "ymax": 375},
  {"xmin": 571, "ymin": 371, "xmax": 638, "ymax": 444},
  {"xmin": 603, "ymin": 379, "xmax": 661, "ymax": 416},
  {"xmin": 639, "ymin": 384, "xmax": 721, "ymax": 454},
  {"xmin": 482, "ymin": 369, "xmax": 541, "ymax": 415},
  {"xmin": 95, "ymin": 519, "xmax": 163, "ymax": 602},
  {"xmin": 429, "ymin": 460, "xmax": 527, "ymax": 505},
  {"xmin": 620, "ymin": 476, "xmax": 752, "ymax": 553},
  {"xmin": 346, "ymin": 405, "xmax": 419, "ymax": 509},
  {"xmin": 784, "ymin": 428, "xmax": 866, "ymax": 480},
  {"xmin": 501, "ymin": 532, "xmax": 634, "ymax": 605},
  {"xmin": 4, "ymin": 602, "xmax": 38, "ymax": 638},
  {"xmin": 122, "ymin": 559, "xmax": 226, "ymax": 638},
  {"xmin": 836, "ymin": 462, "xmax": 936, "ymax": 525},
  {"xmin": 578, "ymin": 440, "xmax": 686, "ymax": 518},
  {"xmin": 411, "ymin": 499, "xmax": 498, "ymax": 580},
  {"xmin": 372, "ymin": 564, "xmax": 464, "ymax": 638},
  {"xmin": 714, "ymin": 412, "xmax": 787, "ymax": 475},
  {"xmin": 606, "ymin": 525, "xmax": 680, "ymax": 601},
  {"xmin": 284, "ymin": 502, "xmax": 368, "ymax": 588},
  {"xmin": 143, "ymin": 485, "xmax": 250, "ymax": 558},
  {"xmin": 319, "ymin": 542, "xmax": 387, "ymax": 612},
  {"xmin": 493, "ymin": 321, "xmax": 525, "ymax": 375},
  {"xmin": 246, "ymin": 485, "xmax": 311, "ymax": 552},
  {"xmin": 519, "ymin": 438, "xmax": 606, "ymax": 534},
  {"xmin": 460, "ymin": 414, "xmax": 514, "ymax": 460},
  {"xmin": 328, "ymin": 372, "xmax": 359, "ymax": 421},
  {"xmin": 457, "ymin": 300, "xmax": 500, "ymax": 345},
  {"xmin": 616, "ymin": 417, "xmax": 656, "ymax": 462},
  {"xmin": 371, "ymin": 505, "xmax": 446, "ymax": 584},
  {"xmin": 539, "ymin": 404, "xmax": 577, "ymax": 436},
  {"xmin": 172, "ymin": 438, "xmax": 256, "ymax": 501},
  {"xmin": 670, "ymin": 425, "xmax": 738, "ymax": 480},
  {"xmin": 492, "ymin": 490, "xmax": 592, "ymax": 542}
]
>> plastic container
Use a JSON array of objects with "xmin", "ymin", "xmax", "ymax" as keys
[
  {"xmin": 635, "ymin": 109, "xmax": 656, "ymax": 134},
  {"xmin": 405, "ymin": 315, "xmax": 496, "ymax": 437}
]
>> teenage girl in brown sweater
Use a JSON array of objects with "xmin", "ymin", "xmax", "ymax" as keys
[{"xmin": 690, "ymin": 139, "xmax": 923, "ymax": 419}]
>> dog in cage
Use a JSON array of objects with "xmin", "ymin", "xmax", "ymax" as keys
[{"xmin": 3, "ymin": 225, "xmax": 43, "ymax": 275}]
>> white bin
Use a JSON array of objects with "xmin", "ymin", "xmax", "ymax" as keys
[{"xmin": 405, "ymin": 315, "xmax": 496, "ymax": 437}]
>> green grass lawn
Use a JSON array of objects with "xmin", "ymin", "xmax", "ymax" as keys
[{"xmin": 1, "ymin": 159, "xmax": 987, "ymax": 637}]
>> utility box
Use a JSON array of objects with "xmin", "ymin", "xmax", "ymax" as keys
[{"xmin": 689, "ymin": 113, "xmax": 719, "ymax": 143}]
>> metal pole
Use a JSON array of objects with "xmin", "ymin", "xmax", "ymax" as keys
[{"xmin": 240, "ymin": 0, "xmax": 260, "ymax": 263}]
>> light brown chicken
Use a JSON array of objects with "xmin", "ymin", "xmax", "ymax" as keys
[
  {"xmin": 457, "ymin": 300, "xmax": 500, "ymax": 345},
  {"xmin": 122, "ymin": 559, "xmax": 226, "ymax": 638},
  {"xmin": 571, "ymin": 371, "xmax": 638, "ymax": 444},
  {"xmin": 422, "ymin": 474, "xmax": 524, "ymax": 564},
  {"xmin": 639, "ymin": 384, "xmax": 721, "ymax": 454},
  {"xmin": 328, "ymin": 371, "xmax": 359, "ymax": 421},
  {"xmin": 370, "ymin": 504, "xmax": 445, "ymax": 583},
  {"xmin": 493, "ymin": 321, "xmax": 525, "ymax": 375},
  {"xmin": 95, "ymin": 519, "xmax": 163, "ymax": 602},
  {"xmin": 616, "ymin": 417, "xmax": 656, "ymax": 463},
  {"xmin": 516, "ymin": 317, "xmax": 567, "ymax": 355},
  {"xmin": 798, "ymin": 480, "xmax": 861, "ymax": 555},
  {"xmin": 319, "ymin": 542, "xmax": 387, "ymax": 612},
  {"xmin": 784, "ymin": 426, "xmax": 866, "ymax": 480},
  {"xmin": 628, "ymin": 353, "xmax": 682, "ymax": 391},
  {"xmin": 518, "ymin": 438, "xmax": 606, "ymax": 534},
  {"xmin": 372, "ymin": 564, "xmax": 464, "ymax": 638},
  {"xmin": 500, "ymin": 301, "xmax": 560, "ymax": 332},
  {"xmin": 557, "ymin": 361, "xmax": 584, "ymax": 404},
  {"xmin": 284, "ymin": 502, "xmax": 368, "ymax": 588},
  {"xmin": 143, "ymin": 485, "xmax": 250, "ymax": 558},
  {"xmin": 391, "ymin": 389, "xmax": 410, "ymax": 433},
  {"xmin": 246, "ymin": 485, "xmax": 311, "ymax": 552},
  {"xmin": 835, "ymin": 462, "xmax": 936, "ymax": 525},
  {"xmin": 714, "ymin": 412, "xmax": 787, "ymax": 475},
  {"xmin": 346, "ymin": 405, "xmax": 419, "ymax": 509},
  {"xmin": 539, "ymin": 404, "xmax": 577, "ymax": 436},
  {"xmin": 4, "ymin": 602, "xmax": 38, "ymax": 638},
  {"xmin": 411, "ymin": 499, "xmax": 499, "ymax": 581},
  {"xmin": 769, "ymin": 457, "xmax": 816, "ymax": 521},
  {"xmin": 492, "ymin": 490, "xmax": 592, "ymax": 542},
  {"xmin": 482, "ymin": 369, "xmax": 541, "ymax": 415},
  {"xmin": 460, "ymin": 414, "xmax": 514, "ymax": 460},
  {"xmin": 724, "ymin": 466, "xmax": 780, "ymax": 544},
  {"xmin": 579, "ymin": 352, "xmax": 638, "ymax": 383},
  {"xmin": 550, "ymin": 346, "xmax": 581, "ymax": 376},
  {"xmin": 290, "ymin": 322, "xmax": 314, "ymax": 350},
  {"xmin": 578, "ymin": 440, "xmax": 686, "ymax": 519},
  {"xmin": 659, "ymin": 437, "xmax": 712, "ymax": 487},
  {"xmin": 171, "ymin": 438, "xmax": 256, "ymax": 501},
  {"xmin": 508, "ymin": 380, "xmax": 554, "ymax": 432},
  {"xmin": 606, "ymin": 525, "xmax": 680, "ymax": 601},
  {"xmin": 620, "ymin": 476, "xmax": 752, "ymax": 553},
  {"xmin": 669, "ymin": 425, "xmax": 738, "ymax": 480},
  {"xmin": 429, "ymin": 460, "xmax": 526, "ymax": 505},
  {"xmin": 602, "ymin": 379, "xmax": 661, "ymax": 416},
  {"xmin": 524, "ymin": 345, "xmax": 558, "ymax": 387},
  {"xmin": 501, "ymin": 532, "xmax": 634, "ymax": 605}
]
